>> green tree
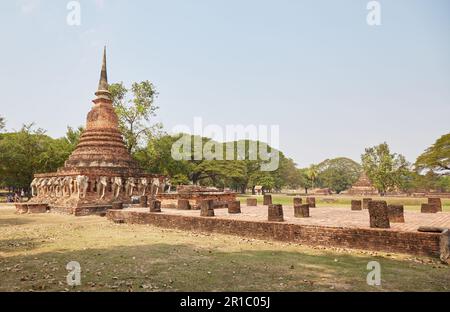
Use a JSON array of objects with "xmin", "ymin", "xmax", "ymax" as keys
[
  {"xmin": 316, "ymin": 157, "xmax": 362, "ymax": 193},
  {"xmin": 65, "ymin": 126, "xmax": 84, "ymax": 148},
  {"xmin": 361, "ymin": 142, "xmax": 410, "ymax": 195},
  {"xmin": 109, "ymin": 81, "xmax": 162, "ymax": 153},
  {"xmin": 306, "ymin": 165, "xmax": 319, "ymax": 189},
  {"xmin": 415, "ymin": 133, "xmax": 450, "ymax": 174},
  {"xmin": 0, "ymin": 116, "xmax": 5, "ymax": 131},
  {"xmin": 0, "ymin": 124, "xmax": 73, "ymax": 189}
]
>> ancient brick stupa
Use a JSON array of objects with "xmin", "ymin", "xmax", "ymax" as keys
[
  {"xmin": 29, "ymin": 48, "xmax": 164, "ymax": 216},
  {"xmin": 347, "ymin": 172, "xmax": 379, "ymax": 196}
]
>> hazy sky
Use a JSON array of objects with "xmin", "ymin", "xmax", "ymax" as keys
[{"xmin": 0, "ymin": 0, "xmax": 449, "ymax": 167}]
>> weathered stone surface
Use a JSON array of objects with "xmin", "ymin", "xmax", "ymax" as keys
[
  {"xmin": 428, "ymin": 198, "xmax": 443, "ymax": 212},
  {"xmin": 294, "ymin": 204, "xmax": 310, "ymax": 218},
  {"xmin": 263, "ymin": 195, "xmax": 272, "ymax": 206},
  {"xmin": 150, "ymin": 200, "xmax": 162, "ymax": 213},
  {"xmin": 351, "ymin": 200, "xmax": 362, "ymax": 211},
  {"xmin": 112, "ymin": 202, "xmax": 123, "ymax": 210},
  {"xmin": 15, "ymin": 204, "xmax": 28, "ymax": 214},
  {"xmin": 422, "ymin": 203, "xmax": 439, "ymax": 214},
  {"xmin": 363, "ymin": 198, "xmax": 372, "ymax": 210},
  {"xmin": 368, "ymin": 200, "xmax": 390, "ymax": 229},
  {"xmin": 439, "ymin": 230, "xmax": 450, "ymax": 264},
  {"xmin": 388, "ymin": 205, "xmax": 405, "ymax": 223},
  {"xmin": 228, "ymin": 201, "xmax": 241, "ymax": 214},
  {"xmin": 139, "ymin": 196, "xmax": 148, "ymax": 207},
  {"xmin": 306, "ymin": 197, "xmax": 316, "ymax": 208},
  {"xmin": 177, "ymin": 199, "xmax": 191, "ymax": 210},
  {"xmin": 27, "ymin": 204, "xmax": 48, "ymax": 214},
  {"xmin": 246, "ymin": 198, "xmax": 258, "ymax": 207},
  {"xmin": 200, "ymin": 200, "xmax": 215, "ymax": 217},
  {"xmin": 268, "ymin": 204, "xmax": 284, "ymax": 222},
  {"xmin": 293, "ymin": 197, "xmax": 302, "ymax": 206}
]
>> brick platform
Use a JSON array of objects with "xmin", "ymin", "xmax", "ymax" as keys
[{"xmin": 107, "ymin": 205, "xmax": 450, "ymax": 259}]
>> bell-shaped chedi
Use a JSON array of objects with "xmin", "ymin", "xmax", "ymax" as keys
[
  {"xmin": 29, "ymin": 48, "xmax": 164, "ymax": 215},
  {"xmin": 62, "ymin": 47, "xmax": 140, "ymax": 175},
  {"xmin": 347, "ymin": 172, "xmax": 379, "ymax": 196}
]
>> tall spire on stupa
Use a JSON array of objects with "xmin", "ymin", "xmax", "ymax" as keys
[{"xmin": 95, "ymin": 46, "xmax": 111, "ymax": 101}]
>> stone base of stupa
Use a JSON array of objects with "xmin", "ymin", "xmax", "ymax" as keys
[{"xmin": 28, "ymin": 169, "xmax": 164, "ymax": 216}]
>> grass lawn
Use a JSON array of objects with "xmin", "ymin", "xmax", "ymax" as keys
[
  {"xmin": 0, "ymin": 206, "xmax": 449, "ymax": 292},
  {"xmin": 238, "ymin": 194, "xmax": 450, "ymax": 212}
]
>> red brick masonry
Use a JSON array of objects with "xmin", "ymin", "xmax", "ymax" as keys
[{"xmin": 107, "ymin": 209, "xmax": 447, "ymax": 259}]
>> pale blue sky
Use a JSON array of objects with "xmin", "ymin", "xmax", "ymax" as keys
[{"xmin": 0, "ymin": 0, "xmax": 449, "ymax": 167}]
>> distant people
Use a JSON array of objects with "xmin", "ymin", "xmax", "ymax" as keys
[
  {"xmin": 21, "ymin": 189, "xmax": 25, "ymax": 198},
  {"xmin": 6, "ymin": 194, "xmax": 12, "ymax": 203},
  {"xmin": 14, "ymin": 193, "xmax": 20, "ymax": 203}
]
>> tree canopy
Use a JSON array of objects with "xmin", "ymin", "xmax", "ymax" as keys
[
  {"xmin": 361, "ymin": 142, "xmax": 410, "ymax": 195},
  {"xmin": 415, "ymin": 133, "xmax": 450, "ymax": 175},
  {"xmin": 0, "ymin": 125, "xmax": 78, "ymax": 189},
  {"xmin": 315, "ymin": 157, "xmax": 362, "ymax": 193},
  {"xmin": 109, "ymin": 81, "xmax": 162, "ymax": 153}
]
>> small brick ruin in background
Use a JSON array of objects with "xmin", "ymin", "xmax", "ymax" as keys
[
  {"xmin": 263, "ymin": 195, "xmax": 273, "ymax": 206},
  {"xmin": 177, "ymin": 199, "xmax": 191, "ymax": 210},
  {"xmin": 422, "ymin": 203, "xmax": 439, "ymax": 214},
  {"xmin": 268, "ymin": 204, "xmax": 284, "ymax": 222},
  {"xmin": 294, "ymin": 204, "xmax": 310, "ymax": 218},
  {"xmin": 351, "ymin": 200, "xmax": 362, "ymax": 211},
  {"xmin": 428, "ymin": 198, "xmax": 443, "ymax": 212},
  {"xmin": 306, "ymin": 197, "xmax": 316, "ymax": 208},
  {"xmin": 139, "ymin": 196, "xmax": 148, "ymax": 208},
  {"xmin": 246, "ymin": 198, "xmax": 258, "ymax": 207},
  {"xmin": 200, "ymin": 200, "xmax": 215, "ymax": 217},
  {"xmin": 388, "ymin": 205, "xmax": 405, "ymax": 223},
  {"xmin": 368, "ymin": 200, "xmax": 390, "ymax": 229},
  {"xmin": 293, "ymin": 197, "xmax": 302, "ymax": 206},
  {"xmin": 228, "ymin": 201, "xmax": 241, "ymax": 214},
  {"xmin": 363, "ymin": 198, "xmax": 372, "ymax": 210},
  {"xmin": 149, "ymin": 200, "xmax": 161, "ymax": 213}
]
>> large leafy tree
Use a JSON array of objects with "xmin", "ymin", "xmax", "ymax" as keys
[
  {"xmin": 0, "ymin": 124, "xmax": 75, "ymax": 189},
  {"xmin": 316, "ymin": 157, "xmax": 362, "ymax": 193},
  {"xmin": 415, "ymin": 133, "xmax": 450, "ymax": 175},
  {"xmin": 361, "ymin": 142, "xmax": 410, "ymax": 195},
  {"xmin": 109, "ymin": 81, "xmax": 162, "ymax": 153}
]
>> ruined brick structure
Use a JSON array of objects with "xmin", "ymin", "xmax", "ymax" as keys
[
  {"xmin": 347, "ymin": 172, "xmax": 379, "ymax": 196},
  {"xmin": 27, "ymin": 48, "xmax": 164, "ymax": 215},
  {"xmin": 157, "ymin": 185, "xmax": 237, "ymax": 209}
]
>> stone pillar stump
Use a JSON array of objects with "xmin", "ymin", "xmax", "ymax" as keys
[
  {"xmin": 306, "ymin": 197, "xmax": 316, "ymax": 208},
  {"xmin": 293, "ymin": 197, "xmax": 302, "ymax": 206},
  {"xmin": 150, "ymin": 200, "xmax": 162, "ymax": 213},
  {"xmin": 421, "ymin": 203, "xmax": 438, "ymax": 214},
  {"xmin": 294, "ymin": 204, "xmax": 310, "ymax": 218},
  {"xmin": 247, "ymin": 198, "xmax": 258, "ymax": 207},
  {"xmin": 268, "ymin": 204, "xmax": 284, "ymax": 222},
  {"xmin": 228, "ymin": 201, "xmax": 241, "ymax": 214},
  {"xmin": 368, "ymin": 200, "xmax": 390, "ymax": 229},
  {"xmin": 388, "ymin": 205, "xmax": 405, "ymax": 223},
  {"xmin": 200, "ymin": 200, "xmax": 215, "ymax": 217},
  {"xmin": 351, "ymin": 200, "xmax": 362, "ymax": 211},
  {"xmin": 139, "ymin": 196, "xmax": 148, "ymax": 208},
  {"xmin": 428, "ymin": 198, "xmax": 442, "ymax": 212},
  {"xmin": 177, "ymin": 199, "xmax": 191, "ymax": 210},
  {"xmin": 363, "ymin": 198, "xmax": 372, "ymax": 210},
  {"xmin": 263, "ymin": 195, "xmax": 272, "ymax": 206}
]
